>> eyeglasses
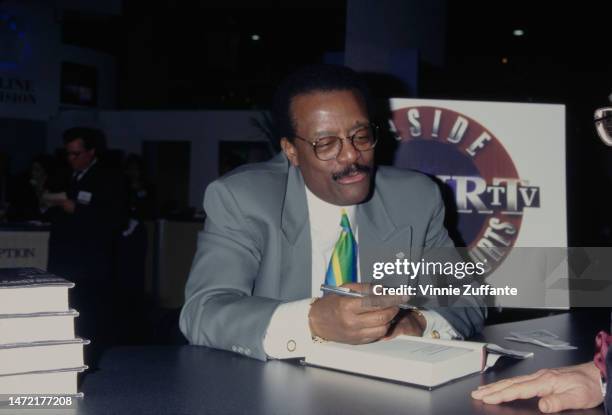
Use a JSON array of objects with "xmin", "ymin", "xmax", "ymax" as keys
[
  {"xmin": 594, "ymin": 107, "xmax": 612, "ymax": 146},
  {"xmin": 66, "ymin": 151, "xmax": 84, "ymax": 158},
  {"xmin": 294, "ymin": 123, "xmax": 379, "ymax": 161}
]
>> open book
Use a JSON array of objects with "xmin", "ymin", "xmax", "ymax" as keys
[{"xmin": 303, "ymin": 336, "xmax": 531, "ymax": 389}]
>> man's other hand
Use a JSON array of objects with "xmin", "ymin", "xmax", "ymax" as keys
[
  {"xmin": 308, "ymin": 283, "xmax": 405, "ymax": 344},
  {"xmin": 471, "ymin": 362, "xmax": 604, "ymax": 413}
]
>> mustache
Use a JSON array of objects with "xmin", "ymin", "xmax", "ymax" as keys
[{"xmin": 332, "ymin": 164, "xmax": 372, "ymax": 181}]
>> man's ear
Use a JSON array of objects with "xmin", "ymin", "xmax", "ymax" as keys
[{"xmin": 280, "ymin": 137, "xmax": 299, "ymax": 166}]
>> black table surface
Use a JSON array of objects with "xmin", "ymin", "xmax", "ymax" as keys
[{"xmin": 75, "ymin": 310, "xmax": 610, "ymax": 415}]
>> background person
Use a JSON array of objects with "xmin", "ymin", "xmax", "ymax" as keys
[{"xmin": 47, "ymin": 127, "xmax": 128, "ymax": 361}]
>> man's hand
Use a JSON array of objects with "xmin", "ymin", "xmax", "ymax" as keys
[
  {"xmin": 471, "ymin": 362, "xmax": 604, "ymax": 413},
  {"xmin": 384, "ymin": 310, "xmax": 426, "ymax": 339},
  {"xmin": 308, "ymin": 283, "xmax": 405, "ymax": 344},
  {"xmin": 61, "ymin": 199, "xmax": 76, "ymax": 214}
]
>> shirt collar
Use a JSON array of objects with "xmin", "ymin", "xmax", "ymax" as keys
[
  {"xmin": 74, "ymin": 158, "xmax": 97, "ymax": 180},
  {"xmin": 305, "ymin": 185, "xmax": 356, "ymax": 234}
]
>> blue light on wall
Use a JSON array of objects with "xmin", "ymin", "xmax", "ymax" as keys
[{"xmin": 0, "ymin": 12, "xmax": 31, "ymax": 71}]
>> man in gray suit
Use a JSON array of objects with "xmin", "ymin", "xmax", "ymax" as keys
[{"xmin": 180, "ymin": 65, "xmax": 486, "ymax": 361}]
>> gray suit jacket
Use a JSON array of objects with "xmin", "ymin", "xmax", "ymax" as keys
[{"xmin": 180, "ymin": 153, "xmax": 486, "ymax": 361}]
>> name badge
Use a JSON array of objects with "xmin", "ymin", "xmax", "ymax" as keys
[{"xmin": 77, "ymin": 191, "xmax": 92, "ymax": 205}]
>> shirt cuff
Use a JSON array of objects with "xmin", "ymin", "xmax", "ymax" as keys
[
  {"xmin": 263, "ymin": 298, "xmax": 313, "ymax": 359},
  {"xmin": 419, "ymin": 309, "xmax": 463, "ymax": 340}
]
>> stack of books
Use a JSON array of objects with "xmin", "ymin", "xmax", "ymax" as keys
[{"xmin": 0, "ymin": 268, "xmax": 88, "ymax": 396}]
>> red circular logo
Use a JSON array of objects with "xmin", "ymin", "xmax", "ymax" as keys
[{"xmin": 392, "ymin": 106, "xmax": 540, "ymax": 270}]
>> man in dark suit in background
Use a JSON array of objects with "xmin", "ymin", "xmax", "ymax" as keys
[
  {"xmin": 48, "ymin": 127, "xmax": 127, "ymax": 281},
  {"xmin": 47, "ymin": 127, "xmax": 127, "ymax": 355}
]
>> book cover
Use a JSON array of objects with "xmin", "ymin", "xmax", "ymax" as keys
[
  {"xmin": 0, "ymin": 268, "xmax": 74, "ymax": 288},
  {"xmin": 0, "ymin": 268, "xmax": 73, "ymax": 314}
]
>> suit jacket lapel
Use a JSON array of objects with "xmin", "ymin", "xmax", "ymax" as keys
[
  {"xmin": 281, "ymin": 164, "xmax": 308, "ymax": 245},
  {"xmin": 279, "ymin": 164, "xmax": 312, "ymax": 300},
  {"xmin": 278, "ymin": 164, "xmax": 415, "ymax": 296},
  {"xmin": 357, "ymin": 187, "xmax": 412, "ymax": 284}
]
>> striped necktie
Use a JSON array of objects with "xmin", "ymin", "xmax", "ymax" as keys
[{"xmin": 325, "ymin": 209, "xmax": 358, "ymax": 286}]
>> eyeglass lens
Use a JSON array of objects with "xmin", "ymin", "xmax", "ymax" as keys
[{"xmin": 314, "ymin": 125, "xmax": 377, "ymax": 160}]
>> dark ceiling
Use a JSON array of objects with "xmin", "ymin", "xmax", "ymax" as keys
[
  {"xmin": 61, "ymin": 1, "xmax": 612, "ymax": 109},
  {"xmin": 59, "ymin": 0, "xmax": 612, "ymax": 245}
]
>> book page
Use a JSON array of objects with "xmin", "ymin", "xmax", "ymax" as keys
[{"xmin": 328, "ymin": 339, "xmax": 473, "ymax": 363}]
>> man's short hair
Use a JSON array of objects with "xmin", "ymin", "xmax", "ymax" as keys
[
  {"xmin": 272, "ymin": 64, "xmax": 371, "ymax": 141},
  {"xmin": 63, "ymin": 127, "xmax": 105, "ymax": 151}
]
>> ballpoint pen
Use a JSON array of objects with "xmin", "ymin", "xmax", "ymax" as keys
[{"xmin": 320, "ymin": 284, "xmax": 418, "ymax": 310}]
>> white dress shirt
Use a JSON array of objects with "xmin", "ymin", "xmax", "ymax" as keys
[
  {"xmin": 263, "ymin": 185, "xmax": 460, "ymax": 359},
  {"xmin": 73, "ymin": 158, "xmax": 97, "ymax": 182}
]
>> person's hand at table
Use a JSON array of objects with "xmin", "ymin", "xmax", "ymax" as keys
[
  {"xmin": 308, "ymin": 282, "xmax": 407, "ymax": 344},
  {"xmin": 61, "ymin": 199, "xmax": 76, "ymax": 213},
  {"xmin": 383, "ymin": 309, "xmax": 426, "ymax": 339},
  {"xmin": 471, "ymin": 362, "xmax": 604, "ymax": 413}
]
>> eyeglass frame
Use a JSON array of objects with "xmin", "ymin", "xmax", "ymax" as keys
[
  {"xmin": 66, "ymin": 151, "xmax": 85, "ymax": 158},
  {"xmin": 594, "ymin": 107, "xmax": 612, "ymax": 146},
  {"xmin": 292, "ymin": 123, "xmax": 379, "ymax": 161}
]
